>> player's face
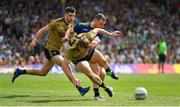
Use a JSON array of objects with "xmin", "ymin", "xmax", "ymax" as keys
[
  {"xmin": 64, "ymin": 12, "xmax": 76, "ymax": 24},
  {"xmin": 94, "ymin": 19, "xmax": 106, "ymax": 28}
]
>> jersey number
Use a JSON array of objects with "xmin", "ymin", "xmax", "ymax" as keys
[{"xmin": 69, "ymin": 39, "xmax": 76, "ymax": 46}]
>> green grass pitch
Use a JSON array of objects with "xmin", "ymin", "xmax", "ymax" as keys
[{"xmin": 0, "ymin": 73, "xmax": 180, "ymax": 106}]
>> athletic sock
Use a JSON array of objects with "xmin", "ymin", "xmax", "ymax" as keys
[
  {"xmin": 99, "ymin": 82, "xmax": 107, "ymax": 89},
  {"xmin": 105, "ymin": 67, "xmax": 111, "ymax": 73},
  {"xmin": 106, "ymin": 67, "xmax": 113, "ymax": 76},
  {"xmin": 93, "ymin": 88, "xmax": 100, "ymax": 97},
  {"xmin": 76, "ymin": 85, "xmax": 82, "ymax": 91}
]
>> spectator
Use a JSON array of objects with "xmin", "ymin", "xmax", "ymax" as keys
[{"xmin": 1, "ymin": 0, "xmax": 179, "ymax": 64}]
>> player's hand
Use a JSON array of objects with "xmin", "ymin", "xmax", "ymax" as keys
[
  {"xmin": 28, "ymin": 39, "xmax": 37, "ymax": 50},
  {"xmin": 72, "ymin": 78, "xmax": 81, "ymax": 87},
  {"xmin": 62, "ymin": 36, "xmax": 70, "ymax": 42},
  {"xmin": 110, "ymin": 31, "xmax": 121, "ymax": 37}
]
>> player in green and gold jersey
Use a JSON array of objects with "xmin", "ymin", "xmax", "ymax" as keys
[
  {"xmin": 63, "ymin": 13, "xmax": 120, "ymax": 100},
  {"xmin": 62, "ymin": 28, "xmax": 121, "ymax": 98},
  {"xmin": 12, "ymin": 7, "xmax": 90, "ymax": 96}
]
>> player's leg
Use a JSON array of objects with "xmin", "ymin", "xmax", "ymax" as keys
[
  {"xmin": 90, "ymin": 63, "xmax": 106, "ymax": 82},
  {"xmin": 158, "ymin": 54, "xmax": 165, "ymax": 74},
  {"xmin": 89, "ymin": 62, "xmax": 105, "ymax": 100},
  {"xmin": 158, "ymin": 61, "xmax": 161, "ymax": 74},
  {"xmin": 12, "ymin": 48, "xmax": 57, "ymax": 83},
  {"xmin": 158, "ymin": 54, "xmax": 161, "ymax": 73},
  {"xmin": 162, "ymin": 62, "xmax": 164, "ymax": 74},
  {"xmin": 160, "ymin": 64, "xmax": 162, "ymax": 73},
  {"xmin": 161, "ymin": 54, "xmax": 166, "ymax": 74},
  {"xmin": 104, "ymin": 54, "xmax": 111, "ymax": 64},
  {"xmin": 52, "ymin": 55, "xmax": 90, "ymax": 96},
  {"xmin": 26, "ymin": 59, "xmax": 54, "ymax": 76},
  {"xmin": 76, "ymin": 61, "xmax": 113, "ymax": 97},
  {"xmin": 51, "ymin": 55, "xmax": 63, "ymax": 67},
  {"xmin": 12, "ymin": 59, "xmax": 54, "ymax": 83},
  {"xmin": 99, "ymin": 67, "xmax": 106, "ymax": 80},
  {"xmin": 89, "ymin": 49, "xmax": 119, "ymax": 79}
]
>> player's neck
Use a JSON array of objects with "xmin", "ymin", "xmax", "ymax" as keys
[
  {"xmin": 90, "ymin": 22, "xmax": 95, "ymax": 29},
  {"xmin": 64, "ymin": 18, "xmax": 70, "ymax": 25}
]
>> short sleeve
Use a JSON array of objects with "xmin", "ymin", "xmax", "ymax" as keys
[
  {"xmin": 48, "ymin": 20, "xmax": 56, "ymax": 30},
  {"xmin": 96, "ymin": 34, "xmax": 103, "ymax": 40}
]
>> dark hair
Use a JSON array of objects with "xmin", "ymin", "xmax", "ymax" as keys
[
  {"xmin": 78, "ymin": 37, "xmax": 90, "ymax": 49},
  {"xmin": 93, "ymin": 13, "xmax": 106, "ymax": 21},
  {"xmin": 65, "ymin": 6, "xmax": 76, "ymax": 13}
]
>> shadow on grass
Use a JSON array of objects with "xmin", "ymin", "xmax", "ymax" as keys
[
  {"xmin": 0, "ymin": 95, "xmax": 30, "ymax": 98},
  {"xmin": 28, "ymin": 98, "xmax": 93, "ymax": 103},
  {"xmin": 0, "ymin": 95, "xmax": 50, "ymax": 99},
  {"xmin": 0, "ymin": 94, "xmax": 93, "ymax": 103},
  {"xmin": 0, "ymin": 95, "xmax": 93, "ymax": 103}
]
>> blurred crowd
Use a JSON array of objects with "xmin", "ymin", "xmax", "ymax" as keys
[{"xmin": 0, "ymin": 0, "xmax": 180, "ymax": 65}]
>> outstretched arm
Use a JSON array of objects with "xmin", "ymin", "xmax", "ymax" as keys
[
  {"xmin": 90, "ymin": 28, "xmax": 121, "ymax": 47},
  {"xmin": 62, "ymin": 58, "xmax": 81, "ymax": 87},
  {"xmin": 92, "ymin": 28, "xmax": 121, "ymax": 37},
  {"xmin": 28, "ymin": 25, "xmax": 50, "ymax": 50}
]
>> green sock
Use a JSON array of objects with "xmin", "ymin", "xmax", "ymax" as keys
[{"xmin": 106, "ymin": 68, "xmax": 112, "ymax": 76}]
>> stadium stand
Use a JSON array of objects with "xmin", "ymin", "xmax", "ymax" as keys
[{"xmin": 0, "ymin": 0, "xmax": 179, "ymax": 65}]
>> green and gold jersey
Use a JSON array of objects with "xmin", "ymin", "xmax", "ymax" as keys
[
  {"xmin": 45, "ymin": 17, "xmax": 73, "ymax": 50},
  {"xmin": 64, "ymin": 31, "xmax": 97, "ymax": 63}
]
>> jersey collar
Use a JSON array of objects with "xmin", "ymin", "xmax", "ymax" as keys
[{"xmin": 63, "ymin": 17, "xmax": 69, "ymax": 25}]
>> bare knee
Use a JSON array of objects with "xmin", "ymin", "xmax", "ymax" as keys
[
  {"xmin": 85, "ymin": 72, "xmax": 98, "ymax": 81},
  {"xmin": 99, "ymin": 58, "xmax": 108, "ymax": 67},
  {"xmin": 38, "ymin": 70, "xmax": 48, "ymax": 76},
  {"xmin": 104, "ymin": 54, "xmax": 111, "ymax": 64},
  {"xmin": 91, "ymin": 63, "xmax": 101, "ymax": 75}
]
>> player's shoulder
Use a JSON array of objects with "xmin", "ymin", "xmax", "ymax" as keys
[{"xmin": 51, "ymin": 17, "xmax": 64, "ymax": 23}]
